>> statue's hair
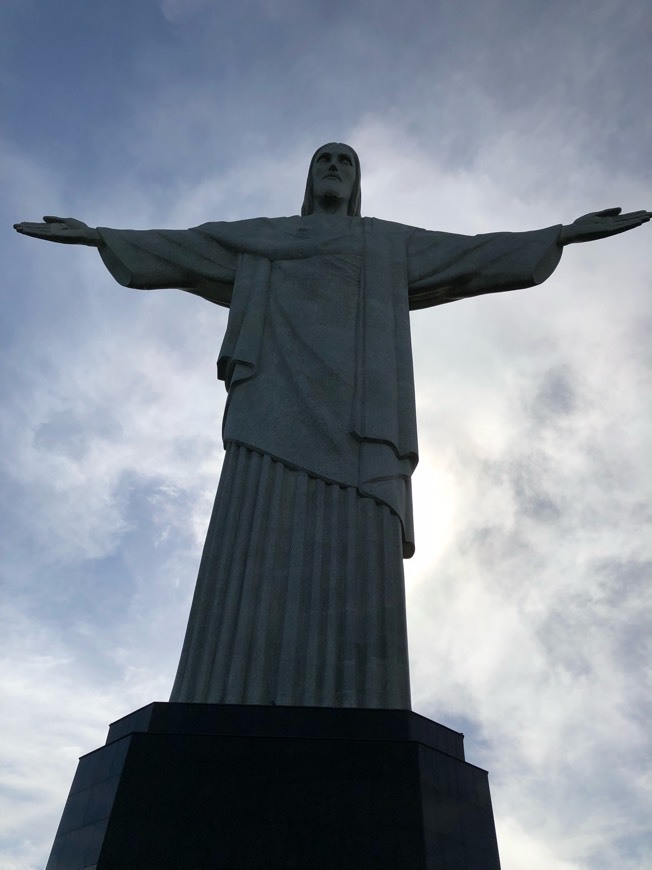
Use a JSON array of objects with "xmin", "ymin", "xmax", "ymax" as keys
[{"xmin": 301, "ymin": 143, "xmax": 361, "ymax": 217}]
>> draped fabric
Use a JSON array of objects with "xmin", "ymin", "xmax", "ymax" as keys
[
  {"xmin": 99, "ymin": 216, "xmax": 562, "ymax": 559},
  {"xmin": 96, "ymin": 215, "xmax": 564, "ymax": 708},
  {"xmin": 170, "ymin": 443, "xmax": 411, "ymax": 709},
  {"xmin": 214, "ymin": 218, "xmax": 419, "ymax": 555}
]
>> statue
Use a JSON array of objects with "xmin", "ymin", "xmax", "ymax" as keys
[{"xmin": 14, "ymin": 143, "xmax": 650, "ymax": 711}]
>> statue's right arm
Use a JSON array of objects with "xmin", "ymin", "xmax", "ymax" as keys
[
  {"xmin": 14, "ymin": 218, "xmax": 236, "ymax": 306},
  {"xmin": 13, "ymin": 216, "xmax": 102, "ymax": 246}
]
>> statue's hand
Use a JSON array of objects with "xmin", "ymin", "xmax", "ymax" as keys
[
  {"xmin": 559, "ymin": 207, "xmax": 650, "ymax": 245},
  {"xmin": 13, "ymin": 216, "xmax": 101, "ymax": 246}
]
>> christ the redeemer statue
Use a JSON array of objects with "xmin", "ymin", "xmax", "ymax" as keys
[{"xmin": 15, "ymin": 143, "xmax": 649, "ymax": 711}]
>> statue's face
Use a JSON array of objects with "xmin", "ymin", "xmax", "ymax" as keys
[{"xmin": 311, "ymin": 145, "xmax": 357, "ymax": 205}]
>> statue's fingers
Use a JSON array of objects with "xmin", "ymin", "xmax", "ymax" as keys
[
  {"xmin": 43, "ymin": 215, "xmax": 67, "ymax": 223},
  {"xmin": 613, "ymin": 212, "xmax": 650, "ymax": 227},
  {"xmin": 605, "ymin": 217, "xmax": 648, "ymax": 236},
  {"xmin": 595, "ymin": 207, "xmax": 622, "ymax": 217},
  {"xmin": 14, "ymin": 222, "xmax": 48, "ymax": 232},
  {"xmin": 617, "ymin": 210, "xmax": 648, "ymax": 220}
]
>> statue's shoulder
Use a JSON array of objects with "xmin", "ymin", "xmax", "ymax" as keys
[
  {"xmin": 194, "ymin": 216, "xmax": 274, "ymax": 233},
  {"xmin": 362, "ymin": 217, "xmax": 416, "ymax": 237},
  {"xmin": 193, "ymin": 216, "xmax": 416, "ymax": 247},
  {"xmin": 191, "ymin": 216, "xmax": 291, "ymax": 247}
]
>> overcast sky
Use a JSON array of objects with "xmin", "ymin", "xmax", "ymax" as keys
[{"xmin": 1, "ymin": 1, "xmax": 651, "ymax": 868}]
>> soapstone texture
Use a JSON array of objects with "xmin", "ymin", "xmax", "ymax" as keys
[{"xmin": 19, "ymin": 144, "xmax": 598, "ymax": 710}]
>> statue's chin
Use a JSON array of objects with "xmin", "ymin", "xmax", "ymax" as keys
[
  {"xmin": 322, "ymin": 188, "xmax": 341, "ymax": 201},
  {"xmin": 313, "ymin": 188, "xmax": 348, "ymax": 214}
]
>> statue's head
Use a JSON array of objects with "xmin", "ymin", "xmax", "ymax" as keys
[{"xmin": 301, "ymin": 142, "xmax": 361, "ymax": 216}]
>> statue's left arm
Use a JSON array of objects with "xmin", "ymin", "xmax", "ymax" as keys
[{"xmin": 407, "ymin": 208, "xmax": 649, "ymax": 311}]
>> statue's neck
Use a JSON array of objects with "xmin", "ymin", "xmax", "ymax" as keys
[{"xmin": 312, "ymin": 195, "xmax": 349, "ymax": 216}]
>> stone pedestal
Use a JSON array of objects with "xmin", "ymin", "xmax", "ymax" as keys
[{"xmin": 46, "ymin": 703, "xmax": 500, "ymax": 869}]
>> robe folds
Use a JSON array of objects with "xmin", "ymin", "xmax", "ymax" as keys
[{"xmin": 97, "ymin": 215, "xmax": 563, "ymax": 707}]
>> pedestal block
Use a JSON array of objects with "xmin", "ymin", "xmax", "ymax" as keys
[{"xmin": 46, "ymin": 703, "xmax": 500, "ymax": 869}]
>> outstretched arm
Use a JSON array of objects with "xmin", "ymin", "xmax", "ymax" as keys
[
  {"xmin": 407, "ymin": 206, "xmax": 649, "ymax": 310},
  {"xmin": 559, "ymin": 207, "xmax": 650, "ymax": 245},
  {"xmin": 13, "ymin": 216, "xmax": 102, "ymax": 246},
  {"xmin": 407, "ymin": 224, "xmax": 564, "ymax": 310},
  {"xmin": 15, "ymin": 216, "xmax": 238, "ymax": 306}
]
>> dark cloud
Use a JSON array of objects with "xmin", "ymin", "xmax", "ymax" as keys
[{"xmin": 530, "ymin": 365, "xmax": 577, "ymax": 420}]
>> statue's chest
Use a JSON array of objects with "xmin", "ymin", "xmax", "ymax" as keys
[
  {"xmin": 271, "ymin": 252, "xmax": 361, "ymax": 313},
  {"xmin": 264, "ymin": 254, "xmax": 361, "ymax": 380}
]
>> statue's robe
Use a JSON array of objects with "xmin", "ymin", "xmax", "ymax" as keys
[{"xmin": 98, "ymin": 215, "xmax": 562, "ymax": 708}]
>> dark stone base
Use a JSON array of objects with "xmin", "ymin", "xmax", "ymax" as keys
[{"xmin": 46, "ymin": 704, "xmax": 501, "ymax": 869}]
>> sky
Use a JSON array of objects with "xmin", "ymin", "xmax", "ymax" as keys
[{"xmin": 1, "ymin": 0, "xmax": 651, "ymax": 867}]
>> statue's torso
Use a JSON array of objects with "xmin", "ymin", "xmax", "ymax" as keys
[{"xmin": 226, "ymin": 247, "xmax": 363, "ymax": 485}]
